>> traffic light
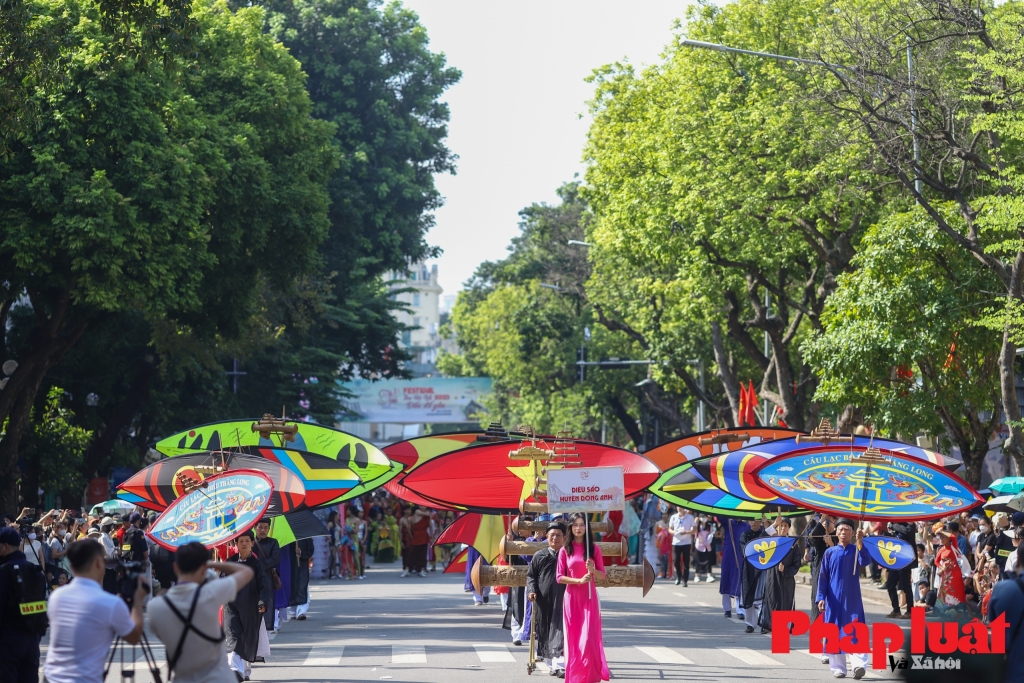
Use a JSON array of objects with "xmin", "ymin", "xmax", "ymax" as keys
[{"xmin": 576, "ymin": 347, "xmax": 588, "ymax": 383}]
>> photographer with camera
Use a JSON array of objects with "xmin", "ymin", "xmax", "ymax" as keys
[
  {"xmin": 149, "ymin": 542, "xmax": 254, "ymax": 683},
  {"xmin": 44, "ymin": 539, "xmax": 146, "ymax": 683},
  {"xmin": 0, "ymin": 526, "xmax": 49, "ymax": 683}
]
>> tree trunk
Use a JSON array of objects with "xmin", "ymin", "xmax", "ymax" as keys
[
  {"xmin": 0, "ymin": 317, "xmax": 87, "ymax": 514},
  {"xmin": 81, "ymin": 355, "xmax": 159, "ymax": 477},
  {"xmin": 608, "ymin": 396, "xmax": 642, "ymax": 448},
  {"xmin": 711, "ymin": 321, "xmax": 740, "ymax": 426},
  {"xmin": 998, "ymin": 322, "xmax": 1024, "ymax": 476}
]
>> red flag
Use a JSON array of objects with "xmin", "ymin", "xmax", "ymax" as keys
[
  {"xmin": 434, "ymin": 513, "xmax": 509, "ymax": 564},
  {"xmin": 443, "ymin": 547, "xmax": 470, "ymax": 574},
  {"xmin": 746, "ymin": 381, "xmax": 758, "ymax": 427},
  {"xmin": 737, "ymin": 383, "xmax": 748, "ymax": 427}
]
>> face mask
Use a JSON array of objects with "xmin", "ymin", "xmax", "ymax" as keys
[
  {"xmin": 28, "ymin": 533, "xmax": 36, "ymax": 540},
  {"xmin": 981, "ymin": 526, "xmax": 989, "ymax": 533}
]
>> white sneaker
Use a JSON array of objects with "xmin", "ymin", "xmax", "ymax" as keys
[
  {"xmin": 419, "ymin": 570, "xmax": 429, "ymax": 577},
  {"xmin": 400, "ymin": 570, "xmax": 409, "ymax": 577},
  {"xmin": 706, "ymin": 576, "xmax": 715, "ymax": 583}
]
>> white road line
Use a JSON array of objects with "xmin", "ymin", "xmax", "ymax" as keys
[
  {"xmin": 635, "ymin": 646, "xmax": 694, "ymax": 664},
  {"xmin": 673, "ymin": 592, "xmax": 686, "ymax": 597},
  {"xmin": 473, "ymin": 644, "xmax": 516, "ymax": 662},
  {"xmin": 392, "ymin": 644, "xmax": 426, "ymax": 664},
  {"xmin": 303, "ymin": 645, "xmax": 345, "ymax": 666},
  {"xmin": 796, "ymin": 649, "xmax": 830, "ymax": 659},
  {"xmin": 718, "ymin": 648, "xmax": 784, "ymax": 666},
  {"xmin": 695, "ymin": 601, "xmax": 710, "ymax": 607}
]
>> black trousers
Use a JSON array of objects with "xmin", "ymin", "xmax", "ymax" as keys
[
  {"xmin": 409, "ymin": 544, "xmax": 428, "ymax": 572},
  {"xmin": 0, "ymin": 629, "xmax": 39, "ymax": 683},
  {"xmin": 673, "ymin": 544, "xmax": 692, "ymax": 583},
  {"xmin": 886, "ymin": 566, "xmax": 913, "ymax": 612}
]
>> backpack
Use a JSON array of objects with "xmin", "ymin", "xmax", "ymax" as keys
[{"xmin": 1, "ymin": 560, "xmax": 49, "ymax": 636}]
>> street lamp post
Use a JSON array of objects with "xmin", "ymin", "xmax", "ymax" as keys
[{"xmin": 688, "ymin": 358, "xmax": 705, "ymax": 432}]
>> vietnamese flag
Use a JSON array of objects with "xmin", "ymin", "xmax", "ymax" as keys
[
  {"xmin": 400, "ymin": 440, "xmax": 659, "ymax": 513},
  {"xmin": 435, "ymin": 513, "xmax": 510, "ymax": 564}
]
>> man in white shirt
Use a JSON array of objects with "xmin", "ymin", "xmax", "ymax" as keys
[
  {"xmin": 44, "ymin": 539, "xmax": 147, "ymax": 683},
  {"xmin": 149, "ymin": 541, "xmax": 254, "ymax": 683},
  {"xmin": 669, "ymin": 506, "xmax": 695, "ymax": 587}
]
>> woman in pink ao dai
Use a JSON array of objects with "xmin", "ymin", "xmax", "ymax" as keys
[{"xmin": 556, "ymin": 512, "xmax": 610, "ymax": 683}]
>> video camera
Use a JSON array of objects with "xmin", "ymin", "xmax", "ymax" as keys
[
  {"xmin": 105, "ymin": 558, "xmax": 149, "ymax": 608},
  {"xmin": 18, "ymin": 518, "xmax": 36, "ymax": 538}
]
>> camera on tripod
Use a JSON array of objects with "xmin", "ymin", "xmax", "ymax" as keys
[
  {"xmin": 18, "ymin": 518, "xmax": 36, "ymax": 537},
  {"xmin": 105, "ymin": 559, "xmax": 149, "ymax": 607}
]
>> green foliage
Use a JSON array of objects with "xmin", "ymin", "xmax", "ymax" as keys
[
  {"xmin": 23, "ymin": 388, "xmax": 93, "ymax": 494},
  {"xmin": 262, "ymin": 0, "xmax": 461, "ymax": 277},
  {"xmin": 441, "ymin": 186, "xmax": 646, "ymax": 444},
  {"xmin": 805, "ymin": 207, "xmax": 1002, "ymax": 435},
  {"xmin": 583, "ymin": 0, "xmax": 890, "ymax": 429}
]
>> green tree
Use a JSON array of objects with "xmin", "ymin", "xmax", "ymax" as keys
[
  {"xmin": 804, "ymin": 208, "xmax": 1002, "ymax": 486},
  {"xmin": 439, "ymin": 185, "xmax": 649, "ymax": 446},
  {"xmin": 18, "ymin": 388, "xmax": 93, "ymax": 496},
  {"xmin": 814, "ymin": 0, "xmax": 1024, "ymax": 471},
  {"xmin": 583, "ymin": 0, "xmax": 888, "ymax": 431},
  {"xmin": 0, "ymin": 0, "xmax": 336, "ymax": 510}
]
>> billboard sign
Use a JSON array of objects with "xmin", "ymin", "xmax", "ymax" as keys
[{"xmin": 337, "ymin": 377, "xmax": 492, "ymax": 423}]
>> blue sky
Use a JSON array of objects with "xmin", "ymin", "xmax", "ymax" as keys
[{"xmin": 399, "ymin": 1, "xmax": 689, "ymax": 299}]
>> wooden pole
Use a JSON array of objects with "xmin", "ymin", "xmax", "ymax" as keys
[
  {"xmin": 471, "ymin": 557, "xmax": 656, "ymax": 597},
  {"xmin": 501, "ymin": 536, "xmax": 627, "ymax": 558},
  {"xmin": 512, "ymin": 517, "xmax": 612, "ymax": 535}
]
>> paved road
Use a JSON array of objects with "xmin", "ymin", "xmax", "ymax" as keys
[{"xmin": 67, "ymin": 560, "xmax": 907, "ymax": 683}]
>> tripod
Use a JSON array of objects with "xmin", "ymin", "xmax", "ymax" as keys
[{"xmin": 104, "ymin": 633, "xmax": 164, "ymax": 683}]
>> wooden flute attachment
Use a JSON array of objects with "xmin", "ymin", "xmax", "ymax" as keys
[
  {"xmin": 509, "ymin": 444, "xmax": 554, "ymax": 461},
  {"xmin": 511, "ymin": 517, "xmax": 612, "ymax": 535},
  {"xmin": 520, "ymin": 500, "xmax": 548, "ymax": 514},
  {"xmin": 500, "ymin": 535, "xmax": 627, "ymax": 559},
  {"xmin": 795, "ymin": 418, "xmax": 852, "ymax": 445},
  {"xmin": 697, "ymin": 432, "xmax": 749, "ymax": 446},
  {"xmin": 471, "ymin": 557, "xmax": 656, "ymax": 598}
]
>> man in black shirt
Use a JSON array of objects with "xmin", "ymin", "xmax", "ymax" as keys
[
  {"xmin": 885, "ymin": 521, "xmax": 916, "ymax": 619},
  {"xmin": 120, "ymin": 513, "xmax": 149, "ymax": 566},
  {"xmin": 253, "ymin": 519, "xmax": 280, "ymax": 633},
  {"xmin": 0, "ymin": 525, "xmax": 47, "ymax": 683},
  {"xmin": 986, "ymin": 513, "xmax": 1016, "ymax": 571}
]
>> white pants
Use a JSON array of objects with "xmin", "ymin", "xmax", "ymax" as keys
[
  {"xmin": 227, "ymin": 652, "xmax": 251, "ymax": 677},
  {"xmin": 721, "ymin": 594, "xmax": 735, "ymax": 612},
  {"xmin": 743, "ymin": 601, "xmax": 761, "ymax": 629},
  {"xmin": 274, "ymin": 607, "xmax": 288, "ymax": 630},
  {"xmin": 290, "ymin": 598, "xmax": 310, "ymax": 618},
  {"xmin": 544, "ymin": 656, "xmax": 565, "ymax": 672},
  {"xmin": 829, "ymin": 652, "xmax": 869, "ymax": 675}
]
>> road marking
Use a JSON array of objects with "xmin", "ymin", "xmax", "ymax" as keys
[
  {"xmin": 695, "ymin": 601, "xmax": 710, "ymax": 607},
  {"xmin": 796, "ymin": 649, "xmax": 830, "ymax": 659},
  {"xmin": 635, "ymin": 646, "xmax": 694, "ymax": 664},
  {"xmin": 473, "ymin": 644, "xmax": 516, "ymax": 662},
  {"xmin": 311, "ymin": 586, "xmax": 322, "ymax": 591},
  {"xmin": 392, "ymin": 644, "xmax": 426, "ymax": 664},
  {"xmin": 718, "ymin": 648, "xmax": 784, "ymax": 666},
  {"xmin": 303, "ymin": 645, "xmax": 345, "ymax": 666},
  {"xmin": 673, "ymin": 592, "xmax": 686, "ymax": 597}
]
